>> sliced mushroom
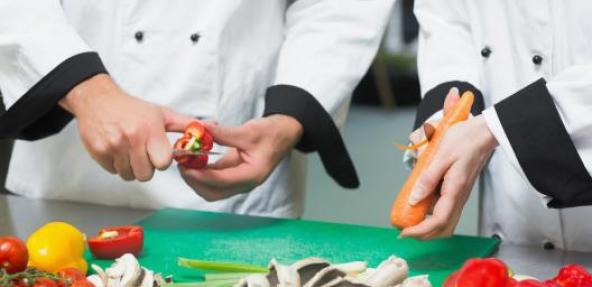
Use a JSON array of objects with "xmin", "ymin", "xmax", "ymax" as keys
[
  {"xmin": 115, "ymin": 254, "xmax": 143, "ymax": 287},
  {"xmin": 363, "ymin": 257, "xmax": 408, "ymax": 287},
  {"xmin": 87, "ymin": 275, "xmax": 105, "ymax": 287},
  {"xmin": 90, "ymin": 264, "xmax": 108, "ymax": 287},
  {"xmin": 266, "ymin": 259, "xmax": 300, "ymax": 287},
  {"xmin": 303, "ymin": 267, "xmax": 346, "ymax": 287},
  {"xmin": 235, "ymin": 274, "xmax": 271, "ymax": 287},
  {"xmin": 291, "ymin": 258, "xmax": 331, "ymax": 285},
  {"xmin": 139, "ymin": 268, "xmax": 154, "ymax": 287},
  {"xmin": 154, "ymin": 274, "xmax": 168, "ymax": 286},
  {"xmin": 396, "ymin": 275, "xmax": 431, "ymax": 287},
  {"xmin": 321, "ymin": 277, "xmax": 370, "ymax": 287},
  {"xmin": 266, "ymin": 259, "xmax": 280, "ymax": 287},
  {"xmin": 333, "ymin": 262, "xmax": 367, "ymax": 276},
  {"xmin": 131, "ymin": 267, "xmax": 146, "ymax": 287}
]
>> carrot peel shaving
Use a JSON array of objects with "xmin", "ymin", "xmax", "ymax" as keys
[{"xmin": 395, "ymin": 139, "xmax": 428, "ymax": 151}]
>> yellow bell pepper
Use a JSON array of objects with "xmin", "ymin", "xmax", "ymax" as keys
[{"xmin": 26, "ymin": 222, "xmax": 88, "ymax": 274}]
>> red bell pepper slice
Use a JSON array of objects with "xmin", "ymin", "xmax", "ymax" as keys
[{"xmin": 87, "ymin": 226, "xmax": 143, "ymax": 259}]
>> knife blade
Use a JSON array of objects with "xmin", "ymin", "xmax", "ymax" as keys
[{"xmin": 172, "ymin": 149, "xmax": 224, "ymax": 156}]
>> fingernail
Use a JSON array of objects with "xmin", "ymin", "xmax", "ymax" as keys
[
  {"xmin": 450, "ymin": 87, "xmax": 459, "ymax": 95},
  {"xmin": 409, "ymin": 190, "xmax": 422, "ymax": 205}
]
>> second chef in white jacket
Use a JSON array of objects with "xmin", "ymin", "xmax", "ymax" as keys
[
  {"xmin": 400, "ymin": 0, "xmax": 592, "ymax": 251},
  {"xmin": 0, "ymin": 0, "xmax": 394, "ymax": 217}
]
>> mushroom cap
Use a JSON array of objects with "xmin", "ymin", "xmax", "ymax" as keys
[
  {"xmin": 303, "ymin": 267, "xmax": 346, "ymax": 287},
  {"xmin": 363, "ymin": 256, "xmax": 408, "ymax": 287}
]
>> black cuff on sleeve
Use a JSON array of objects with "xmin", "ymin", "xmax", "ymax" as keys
[
  {"xmin": 414, "ymin": 81, "xmax": 485, "ymax": 129},
  {"xmin": 495, "ymin": 78, "xmax": 592, "ymax": 208},
  {"xmin": 0, "ymin": 52, "xmax": 107, "ymax": 140},
  {"xmin": 263, "ymin": 85, "xmax": 359, "ymax": 189}
]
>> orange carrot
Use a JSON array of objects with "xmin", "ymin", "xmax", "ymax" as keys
[{"xmin": 391, "ymin": 91, "xmax": 475, "ymax": 229}]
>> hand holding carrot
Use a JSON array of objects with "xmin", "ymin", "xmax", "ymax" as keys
[{"xmin": 396, "ymin": 91, "xmax": 498, "ymax": 240}]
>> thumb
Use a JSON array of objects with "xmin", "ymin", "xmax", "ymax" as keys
[
  {"xmin": 161, "ymin": 107, "xmax": 196, "ymax": 133},
  {"xmin": 409, "ymin": 152, "xmax": 451, "ymax": 205},
  {"xmin": 443, "ymin": 87, "xmax": 460, "ymax": 115},
  {"xmin": 204, "ymin": 123, "xmax": 250, "ymax": 148}
]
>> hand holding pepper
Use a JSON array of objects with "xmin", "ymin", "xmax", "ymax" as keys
[
  {"xmin": 60, "ymin": 74, "xmax": 195, "ymax": 182},
  {"xmin": 179, "ymin": 115, "xmax": 303, "ymax": 201}
]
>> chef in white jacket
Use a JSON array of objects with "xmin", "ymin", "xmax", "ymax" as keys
[
  {"xmin": 399, "ymin": 0, "xmax": 592, "ymax": 251},
  {"xmin": 0, "ymin": 0, "xmax": 394, "ymax": 217}
]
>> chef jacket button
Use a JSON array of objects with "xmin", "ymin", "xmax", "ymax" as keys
[
  {"xmin": 134, "ymin": 31, "xmax": 144, "ymax": 42},
  {"xmin": 481, "ymin": 46, "xmax": 492, "ymax": 58},
  {"xmin": 543, "ymin": 240, "xmax": 555, "ymax": 250},
  {"xmin": 190, "ymin": 33, "xmax": 200, "ymax": 43},
  {"xmin": 532, "ymin": 55, "xmax": 543, "ymax": 65}
]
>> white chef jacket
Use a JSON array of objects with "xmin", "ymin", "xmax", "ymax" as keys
[
  {"xmin": 415, "ymin": 0, "xmax": 592, "ymax": 251},
  {"xmin": 0, "ymin": 0, "xmax": 394, "ymax": 217}
]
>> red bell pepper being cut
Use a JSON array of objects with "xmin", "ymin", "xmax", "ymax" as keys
[
  {"xmin": 173, "ymin": 121, "xmax": 213, "ymax": 169},
  {"xmin": 87, "ymin": 226, "xmax": 143, "ymax": 259}
]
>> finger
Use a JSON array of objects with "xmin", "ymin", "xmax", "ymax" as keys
[
  {"xmin": 407, "ymin": 163, "xmax": 471, "ymax": 240},
  {"xmin": 113, "ymin": 152, "xmax": 134, "ymax": 181},
  {"xmin": 427, "ymin": 187, "xmax": 441, "ymax": 215},
  {"xmin": 209, "ymin": 148, "xmax": 242, "ymax": 169},
  {"xmin": 179, "ymin": 167, "xmax": 237, "ymax": 201},
  {"xmin": 147, "ymin": 128, "xmax": 173, "ymax": 170},
  {"xmin": 204, "ymin": 124, "xmax": 251, "ymax": 148},
  {"xmin": 423, "ymin": 123, "xmax": 436, "ymax": 140},
  {"xmin": 400, "ymin": 192, "xmax": 457, "ymax": 239},
  {"xmin": 183, "ymin": 163, "xmax": 262, "ymax": 189},
  {"xmin": 408, "ymin": 150, "xmax": 453, "ymax": 205},
  {"xmin": 443, "ymin": 87, "xmax": 460, "ymax": 115},
  {"xmin": 129, "ymin": 138, "xmax": 155, "ymax": 182},
  {"xmin": 88, "ymin": 144, "xmax": 116, "ymax": 174},
  {"xmin": 161, "ymin": 107, "xmax": 197, "ymax": 133},
  {"xmin": 95, "ymin": 156, "xmax": 116, "ymax": 174}
]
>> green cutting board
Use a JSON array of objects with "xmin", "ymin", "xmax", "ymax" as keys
[{"xmin": 86, "ymin": 208, "xmax": 499, "ymax": 286}]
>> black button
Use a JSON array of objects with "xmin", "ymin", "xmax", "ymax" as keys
[
  {"xmin": 543, "ymin": 241, "xmax": 555, "ymax": 250},
  {"xmin": 481, "ymin": 46, "xmax": 492, "ymax": 58},
  {"xmin": 190, "ymin": 33, "xmax": 200, "ymax": 43},
  {"xmin": 134, "ymin": 31, "xmax": 144, "ymax": 42},
  {"xmin": 532, "ymin": 55, "xmax": 543, "ymax": 65}
]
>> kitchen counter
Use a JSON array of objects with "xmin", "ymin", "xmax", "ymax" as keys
[{"xmin": 1, "ymin": 194, "xmax": 591, "ymax": 279}]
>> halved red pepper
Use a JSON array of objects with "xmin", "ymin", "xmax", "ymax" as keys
[
  {"xmin": 173, "ymin": 121, "xmax": 213, "ymax": 169},
  {"xmin": 87, "ymin": 226, "xmax": 143, "ymax": 259}
]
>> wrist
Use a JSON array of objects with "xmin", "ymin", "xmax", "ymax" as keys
[
  {"xmin": 59, "ymin": 73, "xmax": 116, "ymax": 115},
  {"xmin": 266, "ymin": 114, "xmax": 304, "ymax": 146},
  {"xmin": 475, "ymin": 114, "xmax": 498, "ymax": 151}
]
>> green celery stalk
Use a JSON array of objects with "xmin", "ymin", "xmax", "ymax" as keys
[
  {"xmin": 178, "ymin": 258, "xmax": 267, "ymax": 273},
  {"xmin": 205, "ymin": 272, "xmax": 260, "ymax": 282}
]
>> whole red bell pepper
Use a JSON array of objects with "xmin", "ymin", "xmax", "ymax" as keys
[
  {"xmin": 548, "ymin": 265, "xmax": 592, "ymax": 287},
  {"xmin": 445, "ymin": 259, "xmax": 592, "ymax": 287},
  {"xmin": 87, "ymin": 226, "xmax": 143, "ymax": 259},
  {"xmin": 173, "ymin": 121, "xmax": 213, "ymax": 169},
  {"xmin": 514, "ymin": 279, "xmax": 551, "ymax": 287},
  {"xmin": 444, "ymin": 258, "xmax": 512, "ymax": 287}
]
